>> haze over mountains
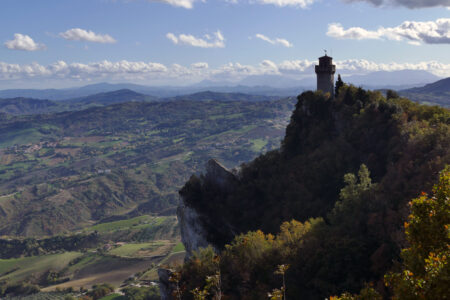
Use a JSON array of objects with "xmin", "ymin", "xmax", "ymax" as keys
[
  {"xmin": 0, "ymin": 69, "xmax": 443, "ymax": 100},
  {"xmin": 1, "ymin": 71, "xmax": 448, "ymax": 117},
  {"xmin": 0, "ymin": 90, "xmax": 283, "ymax": 115}
]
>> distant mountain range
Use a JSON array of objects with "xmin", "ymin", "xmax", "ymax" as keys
[
  {"xmin": 0, "ymin": 90, "xmax": 279, "ymax": 115},
  {"xmin": 0, "ymin": 73, "xmax": 448, "ymax": 116},
  {"xmin": 0, "ymin": 83, "xmax": 158, "ymax": 101},
  {"xmin": 401, "ymin": 77, "xmax": 450, "ymax": 94},
  {"xmin": 64, "ymin": 89, "xmax": 156, "ymax": 106},
  {"xmin": 168, "ymin": 91, "xmax": 279, "ymax": 102},
  {"xmin": 0, "ymin": 89, "xmax": 156, "ymax": 115},
  {"xmin": 399, "ymin": 77, "xmax": 450, "ymax": 107},
  {"xmin": 0, "ymin": 70, "xmax": 443, "ymax": 100},
  {"xmin": 195, "ymin": 70, "xmax": 441, "ymax": 91},
  {"xmin": 344, "ymin": 70, "xmax": 441, "ymax": 89}
]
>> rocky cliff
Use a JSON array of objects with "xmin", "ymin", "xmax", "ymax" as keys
[
  {"xmin": 178, "ymin": 159, "xmax": 237, "ymax": 257},
  {"xmin": 172, "ymin": 87, "xmax": 450, "ymax": 298},
  {"xmin": 158, "ymin": 268, "xmax": 174, "ymax": 300},
  {"xmin": 177, "ymin": 204, "xmax": 210, "ymax": 258}
]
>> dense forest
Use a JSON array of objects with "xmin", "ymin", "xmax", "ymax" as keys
[{"xmin": 176, "ymin": 84, "xmax": 450, "ymax": 299}]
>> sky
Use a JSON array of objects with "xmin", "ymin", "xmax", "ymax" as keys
[{"xmin": 0, "ymin": 0, "xmax": 449, "ymax": 88}]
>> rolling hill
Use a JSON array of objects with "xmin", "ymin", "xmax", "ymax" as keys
[
  {"xmin": 64, "ymin": 89, "xmax": 156, "ymax": 106},
  {"xmin": 0, "ymin": 90, "xmax": 286, "ymax": 116},
  {"xmin": 0, "ymin": 89, "xmax": 158, "ymax": 115},
  {"xmin": 0, "ymin": 95, "xmax": 295, "ymax": 236},
  {"xmin": 399, "ymin": 77, "xmax": 450, "ymax": 107},
  {"xmin": 0, "ymin": 98, "xmax": 58, "ymax": 115},
  {"xmin": 169, "ymin": 91, "xmax": 278, "ymax": 102}
]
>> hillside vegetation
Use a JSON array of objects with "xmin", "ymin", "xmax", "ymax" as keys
[
  {"xmin": 177, "ymin": 85, "xmax": 450, "ymax": 299},
  {"xmin": 0, "ymin": 90, "xmax": 156, "ymax": 115},
  {"xmin": 400, "ymin": 77, "xmax": 450, "ymax": 107},
  {"xmin": 0, "ymin": 214, "xmax": 181, "ymax": 295},
  {"xmin": 0, "ymin": 94, "xmax": 294, "ymax": 236}
]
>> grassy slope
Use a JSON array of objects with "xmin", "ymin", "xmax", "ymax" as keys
[
  {"xmin": 108, "ymin": 242, "xmax": 165, "ymax": 257},
  {"xmin": 99, "ymin": 294, "xmax": 126, "ymax": 300},
  {"xmin": 85, "ymin": 216, "xmax": 167, "ymax": 233},
  {"xmin": 0, "ymin": 252, "xmax": 82, "ymax": 283},
  {"xmin": 0, "ymin": 213, "xmax": 183, "ymax": 290}
]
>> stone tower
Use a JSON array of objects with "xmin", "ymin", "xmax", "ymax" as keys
[{"xmin": 315, "ymin": 54, "xmax": 336, "ymax": 96}]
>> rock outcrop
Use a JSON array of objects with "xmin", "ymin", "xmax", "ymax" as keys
[
  {"xmin": 177, "ymin": 204, "xmax": 210, "ymax": 258},
  {"xmin": 158, "ymin": 268, "xmax": 174, "ymax": 300},
  {"xmin": 178, "ymin": 159, "xmax": 237, "ymax": 257},
  {"xmin": 203, "ymin": 159, "xmax": 236, "ymax": 189}
]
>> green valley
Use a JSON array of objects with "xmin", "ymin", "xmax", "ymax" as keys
[
  {"xmin": 0, "ymin": 94, "xmax": 294, "ymax": 237},
  {"xmin": 0, "ymin": 92, "xmax": 294, "ymax": 297}
]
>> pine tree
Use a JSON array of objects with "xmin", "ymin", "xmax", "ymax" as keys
[{"xmin": 335, "ymin": 74, "xmax": 344, "ymax": 98}]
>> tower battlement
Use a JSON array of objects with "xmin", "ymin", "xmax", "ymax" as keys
[{"xmin": 315, "ymin": 55, "xmax": 336, "ymax": 96}]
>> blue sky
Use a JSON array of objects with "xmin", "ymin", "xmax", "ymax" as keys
[{"xmin": 0, "ymin": 0, "xmax": 449, "ymax": 88}]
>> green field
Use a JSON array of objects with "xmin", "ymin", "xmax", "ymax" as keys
[
  {"xmin": 2, "ymin": 292, "xmax": 70, "ymax": 299},
  {"xmin": 172, "ymin": 242, "xmax": 185, "ymax": 253},
  {"xmin": 86, "ymin": 215, "xmax": 166, "ymax": 233},
  {"xmin": 109, "ymin": 242, "xmax": 165, "ymax": 257},
  {"xmin": 0, "ymin": 252, "xmax": 82, "ymax": 283},
  {"xmin": 251, "ymin": 139, "xmax": 269, "ymax": 152},
  {"xmin": 99, "ymin": 294, "xmax": 126, "ymax": 300},
  {"xmin": 0, "ymin": 128, "xmax": 45, "ymax": 148}
]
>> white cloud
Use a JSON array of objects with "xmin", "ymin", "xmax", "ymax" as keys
[
  {"xmin": 147, "ymin": 0, "xmax": 199, "ymax": 8},
  {"xmin": 4, "ymin": 34, "xmax": 46, "ymax": 51},
  {"xmin": 228, "ymin": 0, "xmax": 316, "ymax": 8},
  {"xmin": 253, "ymin": 0, "xmax": 316, "ymax": 7},
  {"xmin": 277, "ymin": 59, "xmax": 315, "ymax": 73},
  {"xmin": 166, "ymin": 33, "xmax": 178, "ymax": 44},
  {"xmin": 191, "ymin": 62, "xmax": 209, "ymax": 69},
  {"xmin": 0, "ymin": 59, "xmax": 449, "ymax": 87},
  {"xmin": 327, "ymin": 18, "xmax": 450, "ymax": 45},
  {"xmin": 166, "ymin": 31, "xmax": 225, "ymax": 48},
  {"xmin": 327, "ymin": 24, "xmax": 381, "ymax": 40},
  {"xmin": 255, "ymin": 34, "xmax": 293, "ymax": 47},
  {"xmin": 342, "ymin": 0, "xmax": 450, "ymax": 9},
  {"xmin": 59, "ymin": 28, "xmax": 117, "ymax": 44}
]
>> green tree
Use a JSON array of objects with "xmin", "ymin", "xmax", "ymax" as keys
[
  {"xmin": 386, "ymin": 90, "xmax": 399, "ymax": 100},
  {"xmin": 328, "ymin": 164, "xmax": 374, "ymax": 229},
  {"xmin": 87, "ymin": 283, "xmax": 115, "ymax": 300},
  {"xmin": 330, "ymin": 285, "xmax": 382, "ymax": 300},
  {"xmin": 123, "ymin": 286, "xmax": 160, "ymax": 300},
  {"xmin": 385, "ymin": 167, "xmax": 450, "ymax": 299},
  {"xmin": 339, "ymin": 164, "xmax": 372, "ymax": 201},
  {"xmin": 335, "ymin": 74, "xmax": 344, "ymax": 98}
]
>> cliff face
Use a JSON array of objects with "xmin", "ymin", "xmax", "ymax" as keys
[
  {"xmin": 177, "ymin": 204, "xmax": 209, "ymax": 258},
  {"xmin": 178, "ymin": 159, "xmax": 237, "ymax": 257},
  {"xmin": 157, "ymin": 268, "xmax": 173, "ymax": 300}
]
